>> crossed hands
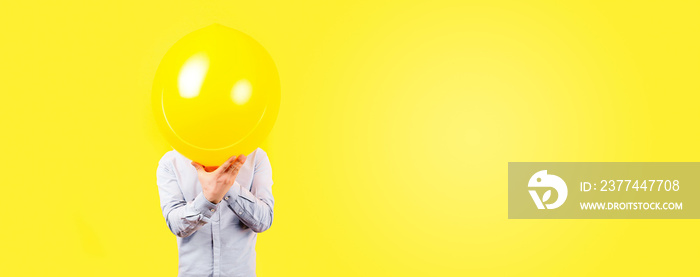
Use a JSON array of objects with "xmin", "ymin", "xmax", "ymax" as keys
[{"xmin": 191, "ymin": 155, "xmax": 247, "ymax": 204}]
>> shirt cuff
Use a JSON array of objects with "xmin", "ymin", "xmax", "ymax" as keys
[
  {"xmin": 224, "ymin": 181, "xmax": 259, "ymax": 207},
  {"xmin": 192, "ymin": 192, "xmax": 218, "ymax": 218},
  {"xmin": 223, "ymin": 181, "xmax": 242, "ymax": 206}
]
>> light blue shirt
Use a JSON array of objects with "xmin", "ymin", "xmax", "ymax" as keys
[{"xmin": 156, "ymin": 148, "xmax": 274, "ymax": 277}]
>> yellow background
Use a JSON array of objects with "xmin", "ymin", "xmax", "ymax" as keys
[{"xmin": 1, "ymin": 0, "xmax": 699, "ymax": 276}]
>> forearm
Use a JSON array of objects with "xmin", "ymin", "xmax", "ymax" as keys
[
  {"xmin": 224, "ymin": 182, "xmax": 274, "ymax": 233},
  {"xmin": 164, "ymin": 192, "xmax": 219, "ymax": 237}
]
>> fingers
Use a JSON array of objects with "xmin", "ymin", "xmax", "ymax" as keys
[
  {"xmin": 214, "ymin": 155, "xmax": 237, "ymax": 174},
  {"xmin": 237, "ymin": 154, "xmax": 247, "ymax": 165},
  {"xmin": 223, "ymin": 154, "xmax": 247, "ymax": 175},
  {"xmin": 191, "ymin": 161, "xmax": 205, "ymax": 172}
]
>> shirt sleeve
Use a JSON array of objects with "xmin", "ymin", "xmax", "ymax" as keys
[
  {"xmin": 223, "ymin": 149, "xmax": 275, "ymax": 233},
  {"xmin": 156, "ymin": 155, "xmax": 219, "ymax": 238}
]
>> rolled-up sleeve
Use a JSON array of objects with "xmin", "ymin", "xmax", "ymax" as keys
[
  {"xmin": 223, "ymin": 149, "xmax": 275, "ymax": 233},
  {"xmin": 156, "ymin": 156, "xmax": 219, "ymax": 238}
]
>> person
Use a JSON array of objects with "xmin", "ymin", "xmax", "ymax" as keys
[{"xmin": 156, "ymin": 147, "xmax": 274, "ymax": 277}]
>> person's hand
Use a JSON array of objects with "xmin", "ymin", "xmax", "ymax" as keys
[{"xmin": 191, "ymin": 155, "xmax": 247, "ymax": 204}]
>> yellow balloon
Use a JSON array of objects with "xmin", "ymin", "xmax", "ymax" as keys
[{"xmin": 152, "ymin": 24, "xmax": 280, "ymax": 166}]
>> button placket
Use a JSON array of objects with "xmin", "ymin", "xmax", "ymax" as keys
[{"xmin": 212, "ymin": 210, "xmax": 221, "ymax": 277}]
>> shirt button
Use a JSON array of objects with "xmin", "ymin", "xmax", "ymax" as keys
[
  {"xmin": 238, "ymin": 211, "xmax": 243, "ymax": 215},
  {"xmin": 224, "ymin": 196, "xmax": 229, "ymax": 200},
  {"xmin": 210, "ymin": 209, "xmax": 215, "ymax": 212}
]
